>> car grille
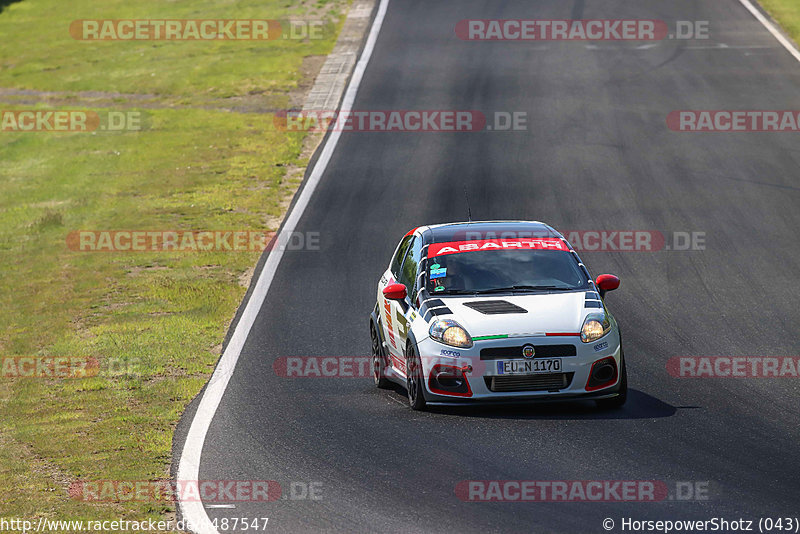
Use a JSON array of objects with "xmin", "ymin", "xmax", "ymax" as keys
[
  {"xmin": 484, "ymin": 372, "xmax": 574, "ymax": 393},
  {"xmin": 480, "ymin": 344, "xmax": 577, "ymax": 360}
]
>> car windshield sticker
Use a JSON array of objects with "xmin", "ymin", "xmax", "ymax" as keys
[
  {"xmin": 427, "ymin": 238, "xmax": 566, "ymax": 257},
  {"xmin": 434, "ymin": 285, "xmax": 445, "ymax": 292},
  {"xmin": 430, "ymin": 267, "xmax": 447, "ymax": 279},
  {"xmin": 430, "ymin": 263, "xmax": 440, "ymax": 270}
]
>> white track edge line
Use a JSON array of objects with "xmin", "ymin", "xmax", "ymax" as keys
[
  {"xmin": 175, "ymin": 1, "xmax": 390, "ymax": 532},
  {"xmin": 737, "ymin": 0, "xmax": 800, "ymax": 63}
]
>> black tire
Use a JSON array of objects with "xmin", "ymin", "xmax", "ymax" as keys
[
  {"xmin": 371, "ymin": 322, "xmax": 391, "ymax": 389},
  {"xmin": 405, "ymin": 342, "xmax": 427, "ymax": 410},
  {"xmin": 596, "ymin": 355, "xmax": 627, "ymax": 410}
]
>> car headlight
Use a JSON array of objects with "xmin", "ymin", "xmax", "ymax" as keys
[
  {"xmin": 429, "ymin": 319, "xmax": 473, "ymax": 348},
  {"xmin": 581, "ymin": 313, "xmax": 611, "ymax": 343}
]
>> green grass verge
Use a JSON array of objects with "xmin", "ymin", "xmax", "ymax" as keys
[
  {"xmin": 0, "ymin": 0, "xmax": 347, "ymax": 526},
  {"xmin": 0, "ymin": 0, "xmax": 343, "ymax": 98},
  {"xmin": 759, "ymin": 0, "xmax": 800, "ymax": 44}
]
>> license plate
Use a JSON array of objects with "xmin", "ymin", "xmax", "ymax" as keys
[{"xmin": 496, "ymin": 358, "xmax": 561, "ymax": 375}]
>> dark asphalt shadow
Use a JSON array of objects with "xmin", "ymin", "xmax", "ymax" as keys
[{"xmin": 383, "ymin": 385, "xmax": 681, "ymax": 420}]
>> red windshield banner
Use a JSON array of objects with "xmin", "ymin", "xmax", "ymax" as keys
[{"xmin": 428, "ymin": 238, "xmax": 567, "ymax": 257}]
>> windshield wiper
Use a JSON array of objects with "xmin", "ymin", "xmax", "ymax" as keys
[{"xmin": 476, "ymin": 285, "xmax": 574, "ymax": 293}]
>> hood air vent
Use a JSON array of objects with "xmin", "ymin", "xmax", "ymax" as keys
[{"xmin": 463, "ymin": 300, "xmax": 527, "ymax": 315}]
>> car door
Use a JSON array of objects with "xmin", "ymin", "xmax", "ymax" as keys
[
  {"xmin": 388, "ymin": 236, "xmax": 422, "ymax": 373},
  {"xmin": 380, "ymin": 235, "xmax": 413, "ymax": 369}
]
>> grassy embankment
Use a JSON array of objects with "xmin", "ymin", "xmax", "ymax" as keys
[{"xmin": 0, "ymin": 0, "xmax": 347, "ymax": 523}]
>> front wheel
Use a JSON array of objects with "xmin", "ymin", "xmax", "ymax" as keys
[
  {"xmin": 596, "ymin": 355, "xmax": 627, "ymax": 410},
  {"xmin": 405, "ymin": 343, "xmax": 427, "ymax": 410}
]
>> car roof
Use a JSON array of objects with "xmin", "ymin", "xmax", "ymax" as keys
[{"xmin": 417, "ymin": 220, "xmax": 561, "ymax": 245}]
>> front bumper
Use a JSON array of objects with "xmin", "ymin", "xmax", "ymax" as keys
[{"xmin": 416, "ymin": 333, "xmax": 623, "ymax": 403}]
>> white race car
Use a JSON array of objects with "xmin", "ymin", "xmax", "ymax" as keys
[{"xmin": 369, "ymin": 221, "xmax": 626, "ymax": 410}]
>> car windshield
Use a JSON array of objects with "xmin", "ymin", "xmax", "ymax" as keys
[{"xmin": 427, "ymin": 248, "xmax": 588, "ymax": 294}]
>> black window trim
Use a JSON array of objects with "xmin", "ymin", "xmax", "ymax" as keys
[
  {"xmin": 391, "ymin": 235, "xmax": 414, "ymax": 280},
  {"xmin": 398, "ymin": 234, "xmax": 423, "ymax": 310}
]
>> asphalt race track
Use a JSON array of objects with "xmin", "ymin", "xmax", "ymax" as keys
[{"xmin": 177, "ymin": 1, "xmax": 800, "ymax": 532}]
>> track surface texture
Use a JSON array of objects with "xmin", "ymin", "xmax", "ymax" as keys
[{"xmin": 188, "ymin": 1, "xmax": 800, "ymax": 532}]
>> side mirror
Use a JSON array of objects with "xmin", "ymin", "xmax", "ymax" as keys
[
  {"xmin": 382, "ymin": 282, "xmax": 408, "ymax": 301},
  {"xmin": 596, "ymin": 274, "xmax": 620, "ymax": 297}
]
